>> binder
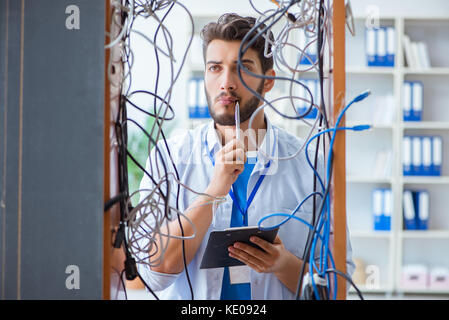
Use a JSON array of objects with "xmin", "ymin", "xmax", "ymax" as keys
[
  {"xmin": 403, "ymin": 136, "xmax": 412, "ymax": 175},
  {"xmin": 412, "ymin": 136, "xmax": 422, "ymax": 175},
  {"xmin": 366, "ymin": 28, "xmax": 376, "ymax": 66},
  {"xmin": 403, "ymin": 190, "xmax": 417, "ymax": 230},
  {"xmin": 306, "ymin": 80, "xmax": 318, "ymax": 119},
  {"xmin": 431, "ymin": 136, "xmax": 442, "ymax": 176},
  {"xmin": 403, "ymin": 82, "xmax": 412, "ymax": 121},
  {"xmin": 377, "ymin": 28, "xmax": 387, "ymax": 66},
  {"xmin": 372, "ymin": 189, "xmax": 383, "ymax": 230},
  {"xmin": 188, "ymin": 78, "xmax": 198, "ymax": 118},
  {"xmin": 299, "ymin": 31, "xmax": 317, "ymax": 65},
  {"xmin": 197, "ymin": 79, "xmax": 210, "ymax": 118},
  {"xmin": 297, "ymin": 79, "xmax": 318, "ymax": 119},
  {"xmin": 382, "ymin": 189, "xmax": 392, "ymax": 231},
  {"xmin": 386, "ymin": 27, "xmax": 395, "ymax": 67},
  {"xmin": 416, "ymin": 191, "xmax": 429, "ymax": 230},
  {"xmin": 412, "ymin": 81, "xmax": 423, "ymax": 121},
  {"xmin": 422, "ymin": 137, "xmax": 432, "ymax": 175}
]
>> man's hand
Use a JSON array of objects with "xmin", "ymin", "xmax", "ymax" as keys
[
  {"xmin": 205, "ymin": 138, "xmax": 246, "ymax": 197},
  {"xmin": 227, "ymin": 235, "xmax": 303, "ymax": 294}
]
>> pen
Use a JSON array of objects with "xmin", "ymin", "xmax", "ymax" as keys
[{"xmin": 235, "ymin": 101, "xmax": 240, "ymax": 141}]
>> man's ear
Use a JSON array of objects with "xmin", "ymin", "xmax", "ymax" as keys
[{"xmin": 262, "ymin": 69, "xmax": 276, "ymax": 93}]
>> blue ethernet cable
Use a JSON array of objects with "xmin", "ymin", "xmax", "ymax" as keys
[{"xmin": 306, "ymin": 90, "xmax": 371, "ymax": 299}]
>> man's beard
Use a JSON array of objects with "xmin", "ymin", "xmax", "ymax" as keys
[{"xmin": 206, "ymin": 80, "xmax": 265, "ymax": 126}]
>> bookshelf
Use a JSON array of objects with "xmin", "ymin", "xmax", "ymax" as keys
[
  {"xmin": 345, "ymin": 16, "xmax": 449, "ymax": 298},
  {"xmin": 182, "ymin": 13, "xmax": 449, "ymax": 298}
]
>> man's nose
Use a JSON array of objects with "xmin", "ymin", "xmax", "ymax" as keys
[{"xmin": 220, "ymin": 69, "xmax": 237, "ymax": 91}]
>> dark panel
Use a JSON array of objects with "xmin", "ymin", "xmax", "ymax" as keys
[{"xmin": 1, "ymin": 0, "xmax": 105, "ymax": 299}]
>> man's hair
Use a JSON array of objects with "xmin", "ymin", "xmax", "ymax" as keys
[{"xmin": 200, "ymin": 13, "xmax": 274, "ymax": 74}]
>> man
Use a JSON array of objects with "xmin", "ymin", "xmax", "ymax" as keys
[{"xmin": 137, "ymin": 13, "xmax": 354, "ymax": 300}]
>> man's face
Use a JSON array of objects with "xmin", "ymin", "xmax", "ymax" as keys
[{"xmin": 204, "ymin": 40, "xmax": 267, "ymax": 126}]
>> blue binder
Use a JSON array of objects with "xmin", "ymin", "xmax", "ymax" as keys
[
  {"xmin": 372, "ymin": 189, "xmax": 384, "ymax": 230},
  {"xmin": 403, "ymin": 136, "xmax": 412, "ymax": 175},
  {"xmin": 403, "ymin": 81, "xmax": 423, "ymax": 121},
  {"xmin": 386, "ymin": 27, "xmax": 395, "ymax": 67},
  {"xmin": 431, "ymin": 136, "xmax": 442, "ymax": 176},
  {"xmin": 411, "ymin": 136, "xmax": 422, "ymax": 175},
  {"xmin": 188, "ymin": 77, "xmax": 198, "ymax": 118},
  {"xmin": 403, "ymin": 190, "xmax": 417, "ymax": 230},
  {"xmin": 366, "ymin": 27, "xmax": 376, "ymax": 66},
  {"xmin": 422, "ymin": 136, "xmax": 432, "ymax": 175},
  {"xmin": 411, "ymin": 81, "xmax": 423, "ymax": 121},
  {"xmin": 372, "ymin": 188, "xmax": 391, "ymax": 231},
  {"xmin": 366, "ymin": 26, "xmax": 395, "ymax": 67},
  {"xmin": 415, "ymin": 190, "xmax": 429, "ymax": 230},
  {"xmin": 297, "ymin": 79, "xmax": 318, "ymax": 119}
]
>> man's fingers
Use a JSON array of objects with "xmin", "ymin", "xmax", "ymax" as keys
[
  {"xmin": 249, "ymin": 236, "xmax": 277, "ymax": 255},
  {"xmin": 222, "ymin": 148, "xmax": 246, "ymax": 165}
]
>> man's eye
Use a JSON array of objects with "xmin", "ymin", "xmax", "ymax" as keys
[{"xmin": 209, "ymin": 65, "xmax": 219, "ymax": 71}]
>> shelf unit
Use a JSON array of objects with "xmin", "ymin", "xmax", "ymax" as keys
[
  {"xmin": 183, "ymin": 13, "xmax": 449, "ymax": 298},
  {"xmin": 345, "ymin": 16, "xmax": 449, "ymax": 298}
]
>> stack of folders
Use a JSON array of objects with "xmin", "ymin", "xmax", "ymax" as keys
[
  {"xmin": 403, "ymin": 35, "xmax": 431, "ymax": 69},
  {"xmin": 365, "ymin": 26, "xmax": 395, "ymax": 67},
  {"xmin": 298, "ymin": 31, "xmax": 317, "ymax": 65},
  {"xmin": 403, "ymin": 81, "xmax": 423, "ymax": 121},
  {"xmin": 403, "ymin": 190, "xmax": 429, "ymax": 230},
  {"xmin": 187, "ymin": 77, "xmax": 210, "ymax": 119},
  {"xmin": 372, "ymin": 188, "xmax": 392, "ymax": 231},
  {"xmin": 403, "ymin": 135, "xmax": 442, "ymax": 176},
  {"xmin": 296, "ymin": 79, "xmax": 319, "ymax": 119}
]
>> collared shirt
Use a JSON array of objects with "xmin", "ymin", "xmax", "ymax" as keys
[{"xmin": 137, "ymin": 116, "xmax": 355, "ymax": 300}]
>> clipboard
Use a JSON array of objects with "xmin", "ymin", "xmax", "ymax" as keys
[{"xmin": 199, "ymin": 226, "xmax": 279, "ymax": 269}]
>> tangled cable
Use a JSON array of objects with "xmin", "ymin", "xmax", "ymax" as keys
[{"xmin": 104, "ymin": 0, "xmax": 366, "ymax": 300}]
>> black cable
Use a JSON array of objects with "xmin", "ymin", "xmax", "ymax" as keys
[
  {"xmin": 326, "ymin": 268, "xmax": 364, "ymax": 300},
  {"xmin": 150, "ymin": 1, "xmax": 194, "ymax": 300},
  {"xmin": 236, "ymin": 0, "xmax": 315, "ymax": 121}
]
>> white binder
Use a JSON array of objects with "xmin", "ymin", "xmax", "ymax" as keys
[
  {"xmin": 377, "ymin": 28, "xmax": 387, "ymax": 65},
  {"xmin": 418, "ymin": 191, "xmax": 429, "ymax": 229},
  {"xmin": 412, "ymin": 82, "xmax": 423, "ymax": 119},
  {"xmin": 403, "ymin": 82, "xmax": 412, "ymax": 120},
  {"xmin": 188, "ymin": 78, "xmax": 198, "ymax": 118},
  {"xmin": 366, "ymin": 28, "xmax": 376, "ymax": 65},
  {"xmin": 412, "ymin": 136, "xmax": 422, "ymax": 174},
  {"xmin": 422, "ymin": 137, "xmax": 432, "ymax": 174},
  {"xmin": 403, "ymin": 190, "xmax": 416, "ymax": 230},
  {"xmin": 432, "ymin": 136, "xmax": 442, "ymax": 175},
  {"xmin": 403, "ymin": 136, "xmax": 412, "ymax": 175}
]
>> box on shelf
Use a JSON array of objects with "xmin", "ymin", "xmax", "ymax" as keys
[
  {"xmin": 429, "ymin": 267, "xmax": 449, "ymax": 290},
  {"xmin": 401, "ymin": 264, "xmax": 428, "ymax": 290}
]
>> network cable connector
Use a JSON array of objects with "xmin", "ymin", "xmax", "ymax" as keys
[{"xmin": 301, "ymin": 273, "xmax": 329, "ymax": 300}]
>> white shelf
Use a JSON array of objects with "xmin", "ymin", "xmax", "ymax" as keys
[
  {"xmin": 351, "ymin": 231, "xmax": 392, "ymax": 239},
  {"xmin": 400, "ymin": 230, "xmax": 449, "ymax": 239},
  {"xmin": 347, "ymin": 176, "xmax": 392, "ymax": 184},
  {"xmin": 403, "ymin": 67, "xmax": 449, "ymax": 75},
  {"xmin": 346, "ymin": 66, "xmax": 395, "ymax": 75},
  {"xmin": 402, "ymin": 176, "xmax": 449, "ymax": 185},
  {"xmin": 397, "ymin": 288, "xmax": 449, "ymax": 295},
  {"xmin": 349, "ymin": 285, "xmax": 393, "ymax": 294},
  {"xmin": 401, "ymin": 121, "xmax": 449, "ymax": 130}
]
